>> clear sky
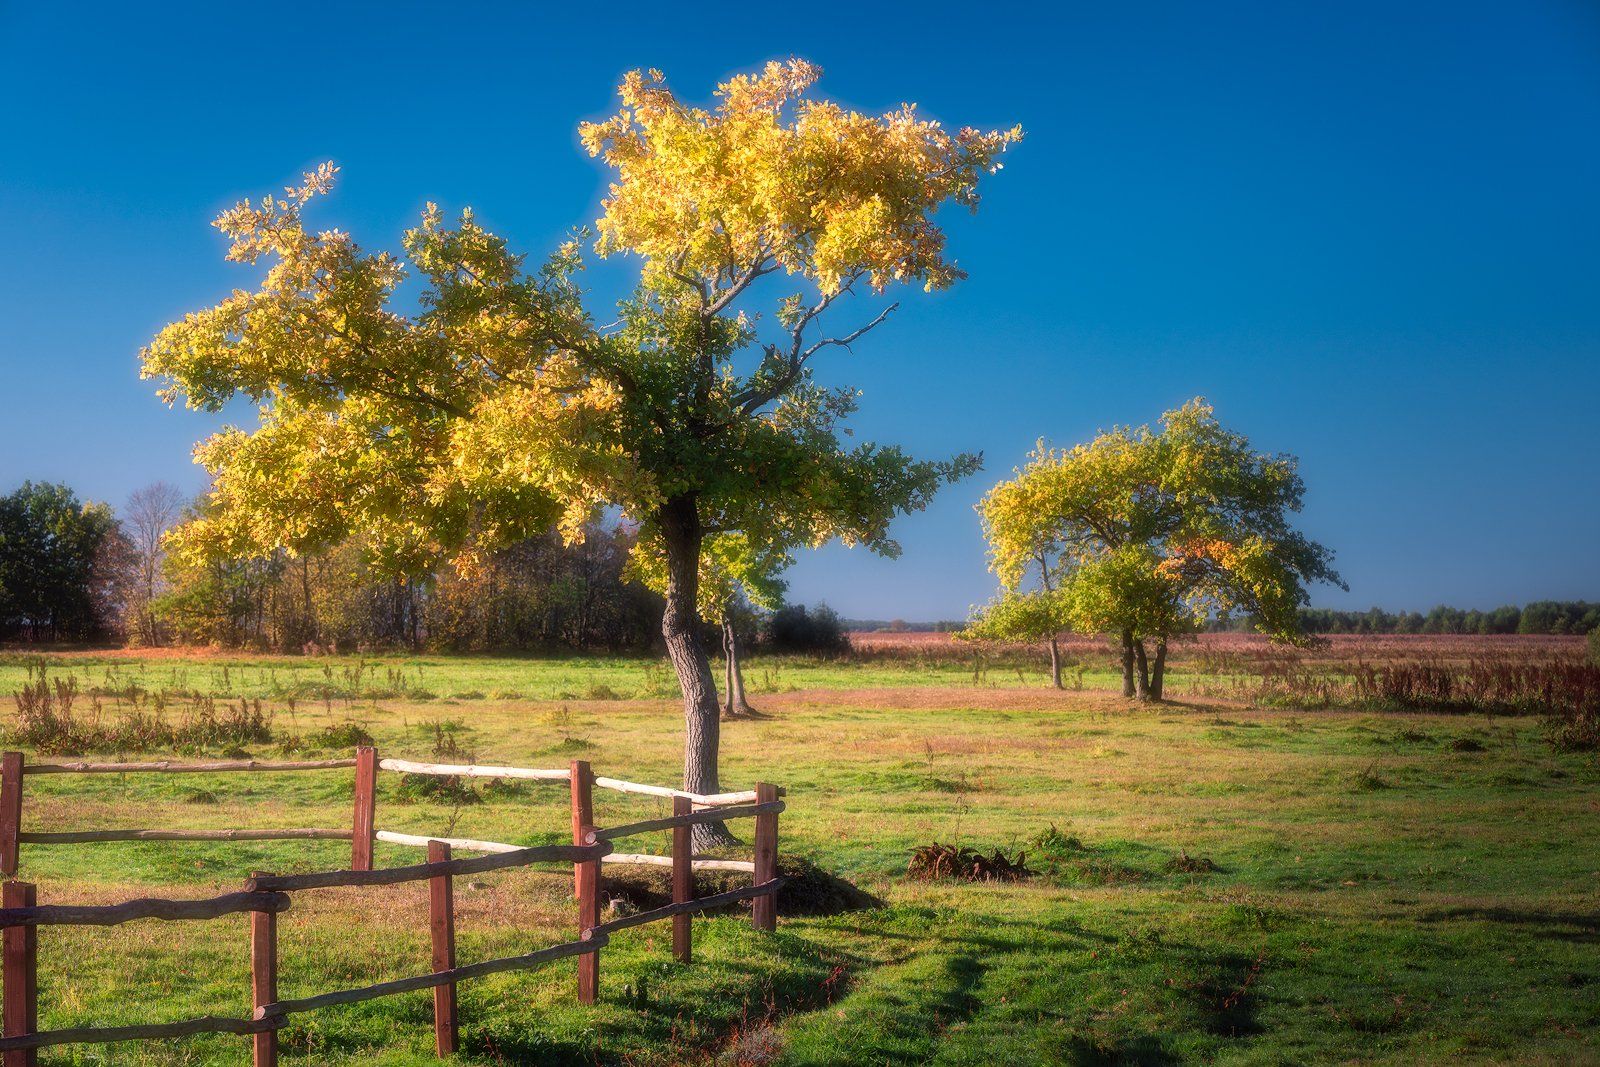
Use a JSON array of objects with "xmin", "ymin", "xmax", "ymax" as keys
[{"xmin": 2, "ymin": 1, "xmax": 1596, "ymax": 620}]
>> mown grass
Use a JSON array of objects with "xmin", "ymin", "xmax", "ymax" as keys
[{"xmin": 1, "ymin": 654, "xmax": 1597, "ymax": 1064}]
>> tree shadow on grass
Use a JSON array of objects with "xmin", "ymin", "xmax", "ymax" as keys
[
  {"xmin": 1061, "ymin": 1034, "xmax": 1179, "ymax": 1066},
  {"xmin": 1417, "ymin": 905, "xmax": 1600, "ymax": 944}
]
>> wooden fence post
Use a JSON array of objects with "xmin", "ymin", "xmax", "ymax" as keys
[
  {"xmin": 428, "ymin": 840, "xmax": 458, "ymax": 1056},
  {"xmin": 569, "ymin": 760, "xmax": 598, "ymax": 1004},
  {"xmin": 250, "ymin": 874, "xmax": 277, "ymax": 1067},
  {"xmin": 569, "ymin": 759, "xmax": 592, "ymax": 902},
  {"xmin": 672, "ymin": 795, "xmax": 693, "ymax": 963},
  {"xmin": 1, "ymin": 753, "xmax": 24, "ymax": 879},
  {"xmin": 2, "ymin": 881, "xmax": 37, "ymax": 1067},
  {"xmin": 351, "ymin": 746, "xmax": 377, "ymax": 872},
  {"xmin": 751, "ymin": 783, "xmax": 778, "ymax": 933}
]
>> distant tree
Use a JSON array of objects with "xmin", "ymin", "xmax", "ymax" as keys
[
  {"xmin": 764, "ymin": 603, "xmax": 849, "ymax": 655},
  {"xmin": 0, "ymin": 482, "xmax": 128, "ymax": 642},
  {"xmin": 975, "ymin": 400, "xmax": 1343, "ymax": 701},
  {"xmin": 142, "ymin": 62, "xmax": 1017, "ymax": 826},
  {"xmin": 630, "ymin": 532, "xmax": 788, "ymax": 719},
  {"xmin": 123, "ymin": 482, "xmax": 186, "ymax": 645}
]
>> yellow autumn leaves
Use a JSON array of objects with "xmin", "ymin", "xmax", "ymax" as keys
[
  {"xmin": 580, "ymin": 60, "xmax": 1021, "ymax": 295},
  {"xmin": 971, "ymin": 399, "xmax": 1343, "ymax": 651}
]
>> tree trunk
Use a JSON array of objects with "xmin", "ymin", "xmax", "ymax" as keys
[
  {"xmin": 658, "ymin": 495, "xmax": 736, "ymax": 848},
  {"xmin": 1048, "ymin": 636, "xmax": 1063, "ymax": 689},
  {"xmin": 1150, "ymin": 637, "xmax": 1168, "ymax": 702},
  {"xmin": 1133, "ymin": 639, "xmax": 1151, "ymax": 701},
  {"xmin": 1120, "ymin": 630, "xmax": 1136, "ymax": 697},
  {"xmin": 722, "ymin": 609, "xmax": 761, "ymax": 719}
]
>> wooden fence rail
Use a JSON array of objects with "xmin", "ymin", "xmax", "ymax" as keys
[{"xmin": 0, "ymin": 748, "xmax": 786, "ymax": 1063}]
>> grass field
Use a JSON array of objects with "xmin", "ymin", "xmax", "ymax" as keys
[{"xmin": 1, "ymin": 645, "xmax": 1597, "ymax": 1064}]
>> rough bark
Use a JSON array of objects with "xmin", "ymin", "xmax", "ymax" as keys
[
  {"xmin": 1133, "ymin": 639, "xmax": 1151, "ymax": 701},
  {"xmin": 658, "ymin": 494, "xmax": 737, "ymax": 848},
  {"xmin": 1120, "ymin": 630, "xmax": 1136, "ymax": 698},
  {"xmin": 722, "ymin": 610, "xmax": 762, "ymax": 719},
  {"xmin": 1048, "ymin": 636, "xmax": 1063, "ymax": 689},
  {"xmin": 1149, "ymin": 637, "xmax": 1168, "ymax": 702}
]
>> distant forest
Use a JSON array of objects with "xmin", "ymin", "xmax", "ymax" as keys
[
  {"xmin": 1224, "ymin": 602, "xmax": 1600, "ymax": 637},
  {"xmin": 2, "ymin": 480, "xmax": 1595, "ymax": 649},
  {"xmin": 0, "ymin": 480, "xmax": 850, "ymax": 654},
  {"xmin": 854, "ymin": 604, "xmax": 1600, "ymax": 638}
]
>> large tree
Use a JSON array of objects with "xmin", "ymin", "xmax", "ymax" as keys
[
  {"xmin": 0, "ymin": 482, "xmax": 128, "ymax": 642},
  {"xmin": 142, "ymin": 61, "xmax": 1019, "ymax": 830},
  {"xmin": 973, "ymin": 400, "xmax": 1343, "ymax": 701}
]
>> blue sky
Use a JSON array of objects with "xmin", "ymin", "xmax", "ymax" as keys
[{"xmin": 2, "ymin": 1, "xmax": 1596, "ymax": 619}]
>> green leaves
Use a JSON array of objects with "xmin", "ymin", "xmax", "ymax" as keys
[
  {"xmin": 974, "ymin": 400, "xmax": 1343, "ymax": 647},
  {"xmin": 144, "ymin": 60, "xmax": 1014, "ymax": 649}
]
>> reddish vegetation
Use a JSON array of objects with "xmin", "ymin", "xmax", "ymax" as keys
[{"xmin": 849, "ymin": 629, "xmax": 1587, "ymax": 666}]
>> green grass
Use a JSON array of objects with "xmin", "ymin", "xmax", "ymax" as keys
[
  {"xmin": 1, "ymin": 653, "xmax": 1596, "ymax": 1064},
  {"xmin": 0, "ymin": 649, "xmax": 1091, "ymax": 705}
]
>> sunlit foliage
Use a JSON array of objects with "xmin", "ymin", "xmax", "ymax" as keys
[{"xmin": 971, "ymin": 400, "xmax": 1344, "ymax": 699}]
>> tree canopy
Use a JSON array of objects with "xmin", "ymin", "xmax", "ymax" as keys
[
  {"xmin": 142, "ymin": 60, "xmax": 1020, "ymax": 807},
  {"xmin": 0, "ymin": 482, "xmax": 127, "ymax": 642},
  {"xmin": 970, "ymin": 400, "xmax": 1343, "ymax": 699}
]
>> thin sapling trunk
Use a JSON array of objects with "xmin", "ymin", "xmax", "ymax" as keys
[{"xmin": 722, "ymin": 609, "xmax": 762, "ymax": 720}]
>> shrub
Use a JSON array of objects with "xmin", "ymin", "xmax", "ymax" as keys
[
  {"xmin": 312, "ymin": 721, "xmax": 374, "ymax": 749},
  {"xmin": 10, "ymin": 667, "xmax": 272, "ymax": 754}
]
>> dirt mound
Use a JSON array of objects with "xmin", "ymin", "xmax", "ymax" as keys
[{"xmin": 907, "ymin": 842, "xmax": 1030, "ymax": 883}]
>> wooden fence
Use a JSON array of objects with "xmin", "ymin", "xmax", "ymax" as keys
[{"xmin": 0, "ymin": 749, "xmax": 784, "ymax": 1064}]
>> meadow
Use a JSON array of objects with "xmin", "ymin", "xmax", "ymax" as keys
[{"xmin": 0, "ymin": 636, "xmax": 1596, "ymax": 1064}]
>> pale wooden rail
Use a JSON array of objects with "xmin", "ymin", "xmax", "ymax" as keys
[
  {"xmin": 593, "ymin": 776, "xmax": 760, "ymax": 805},
  {"xmin": 377, "ymin": 757, "xmax": 570, "ymax": 781},
  {"xmin": 379, "ymin": 832, "xmax": 758, "ymax": 872}
]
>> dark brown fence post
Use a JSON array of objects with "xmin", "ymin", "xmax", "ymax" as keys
[
  {"xmin": 672, "ymin": 795, "xmax": 693, "ymax": 963},
  {"xmin": 428, "ymin": 840, "xmax": 458, "ymax": 1056},
  {"xmin": 577, "ymin": 821, "xmax": 599, "ymax": 1004},
  {"xmin": 570, "ymin": 758, "xmax": 598, "ymax": 1004},
  {"xmin": 752, "ymin": 783, "xmax": 778, "ymax": 933},
  {"xmin": 2, "ymin": 881, "xmax": 37, "ymax": 1067},
  {"xmin": 1, "ymin": 753, "xmax": 24, "ymax": 879},
  {"xmin": 351, "ymin": 746, "xmax": 377, "ymax": 872},
  {"xmin": 250, "ymin": 874, "xmax": 277, "ymax": 1067}
]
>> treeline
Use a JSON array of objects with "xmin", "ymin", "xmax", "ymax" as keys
[
  {"xmin": 0, "ymin": 480, "xmax": 666, "ymax": 651},
  {"xmin": 0, "ymin": 481, "xmax": 852, "ymax": 655},
  {"xmin": 1209, "ymin": 603, "xmax": 1600, "ymax": 637},
  {"xmin": 845, "ymin": 618, "xmax": 965, "ymax": 633},
  {"xmin": 156, "ymin": 526, "xmax": 666, "ymax": 653}
]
